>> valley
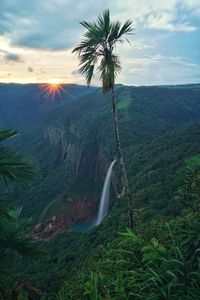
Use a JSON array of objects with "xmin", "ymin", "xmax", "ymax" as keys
[{"xmin": 1, "ymin": 83, "xmax": 200, "ymax": 299}]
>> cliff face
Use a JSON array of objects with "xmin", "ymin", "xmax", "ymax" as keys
[
  {"xmin": 13, "ymin": 98, "xmax": 113, "ymax": 228},
  {"xmin": 27, "ymin": 118, "xmax": 111, "ymax": 236},
  {"xmin": 33, "ymin": 196, "xmax": 96, "ymax": 239},
  {"xmin": 43, "ymin": 119, "xmax": 110, "ymax": 179},
  {"xmin": 12, "ymin": 84, "xmax": 200, "ymax": 236}
]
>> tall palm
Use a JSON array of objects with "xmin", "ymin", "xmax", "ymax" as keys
[{"xmin": 73, "ymin": 10, "xmax": 134, "ymax": 228}]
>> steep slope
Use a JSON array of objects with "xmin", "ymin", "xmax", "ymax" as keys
[
  {"xmin": 3, "ymin": 83, "xmax": 200, "ymax": 297},
  {"xmin": 11, "ymin": 84, "xmax": 200, "ymax": 224},
  {"xmin": 14, "ymin": 122, "xmax": 200, "ymax": 297}
]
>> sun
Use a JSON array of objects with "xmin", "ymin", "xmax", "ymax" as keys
[
  {"xmin": 40, "ymin": 80, "xmax": 65, "ymax": 99},
  {"xmin": 49, "ymin": 79, "xmax": 60, "ymax": 85}
]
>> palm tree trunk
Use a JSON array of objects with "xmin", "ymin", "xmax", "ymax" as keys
[{"xmin": 111, "ymin": 87, "xmax": 133, "ymax": 228}]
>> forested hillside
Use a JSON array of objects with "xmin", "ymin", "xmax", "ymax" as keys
[
  {"xmin": 11, "ymin": 84, "xmax": 200, "ymax": 221},
  {"xmin": 0, "ymin": 84, "xmax": 200, "ymax": 299}
]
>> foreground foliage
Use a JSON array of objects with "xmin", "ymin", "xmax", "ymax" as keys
[
  {"xmin": 59, "ymin": 217, "xmax": 200, "ymax": 299},
  {"xmin": 56, "ymin": 155, "xmax": 200, "ymax": 299},
  {"xmin": 1, "ymin": 85, "xmax": 200, "ymax": 299},
  {"xmin": 0, "ymin": 129, "xmax": 45, "ymax": 299}
]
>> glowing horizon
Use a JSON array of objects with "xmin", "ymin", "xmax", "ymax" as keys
[{"xmin": 40, "ymin": 82, "xmax": 68, "ymax": 100}]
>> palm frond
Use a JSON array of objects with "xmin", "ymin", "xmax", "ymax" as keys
[
  {"xmin": 96, "ymin": 9, "xmax": 110, "ymax": 39},
  {"xmin": 0, "ymin": 199, "xmax": 13, "ymax": 223},
  {"xmin": 0, "ymin": 129, "xmax": 45, "ymax": 297},
  {"xmin": 0, "ymin": 129, "xmax": 37, "ymax": 186},
  {"xmin": 118, "ymin": 20, "xmax": 134, "ymax": 38},
  {"xmin": 0, "ymin": 207, "xmax": 47, "ymax": 258},
  {"xmin": 72, "ymin": 9, "xmax": 134, "ymax": 92},
  {"xmin": 79, "ymin": 21, "xmax": 95, "ymax": 31},
  {"xmin": 98, "ymin": 54, "xmax": 121, "ymax": 93},
  {"xmin": 0, "ymin": 129, "xmax": 18, "ymax": 142},
  {"xmin": 73, "ymin": 24, "xmax": 102, "ymax": 56},
  {"xmin": 9, "ymin": 235, "xmax": 47, "ymax": 257},
  {"xmin": 109, "ymin": 20, "xmax": 121, "ymax": 42},
  {"xmin": 0, "ymin": 146, "xmax": 36, "ymax": 185},
  {"xmin": 79, "ymin": 62, "xmax": 95, "ymax": 86}
]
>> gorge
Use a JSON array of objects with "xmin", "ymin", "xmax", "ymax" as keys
[{"xmin": 1, "ymin": 83, "xmax": 200, "ymax": 298}]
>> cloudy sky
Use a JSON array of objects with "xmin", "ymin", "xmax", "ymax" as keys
[{"xmin": 0, "ymin": 0, "xmax": 199, "ymax": 86}]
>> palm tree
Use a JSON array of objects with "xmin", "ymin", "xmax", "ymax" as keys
[{"xmin": 73, "ymin": 10, "xmax": 134, "ymax": 228}]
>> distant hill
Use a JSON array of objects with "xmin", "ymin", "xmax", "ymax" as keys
[{"xmin": 0, "ymin": 83, "xmax": 97, "ymax": 132}]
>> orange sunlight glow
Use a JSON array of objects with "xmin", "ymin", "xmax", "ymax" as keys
[{"xmin": 40, "ymin": 80, "xmax": 66, "ymax": 99}]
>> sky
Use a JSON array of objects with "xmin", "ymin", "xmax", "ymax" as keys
[{"xmin": 0, "ymin": 0, "xmax": 199, "ymax": 86}]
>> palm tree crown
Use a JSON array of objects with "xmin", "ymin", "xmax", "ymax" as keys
[{"xmin": 73, "ymin": 9, "xmax": 134, "ymax": 93}]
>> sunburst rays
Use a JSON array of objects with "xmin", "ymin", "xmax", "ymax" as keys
[{"xmin": 40, "ymin": 81, "xmax": 66, "ymax": 100}]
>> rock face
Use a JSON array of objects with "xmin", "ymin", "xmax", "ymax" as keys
[
  {"xmin": 8, "ymin": 84, "xmax": 200, "ymax": 244},
  {"xmin": 44, "ymin": 121, "xmax": 110, "ymax": 179},
  {"xmin": 33, "ymin": 197, "xmax": 97, "ymax": 240},
  {"xmin": 24, "ymin": 118, "xmax": 111, "ymax": 239},
  {"xmin": 13, "ymin": 88, "xmax": 116, "ymax": 236}
]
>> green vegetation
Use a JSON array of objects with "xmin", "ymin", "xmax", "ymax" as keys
[
  {"xmin": 0, "ymin": 128, "xmax": 45, "ymax": 299},
  {"xmin": 0, "ymin": 84, "xmax": 96, "ymax": 132},
  {"xmin": 11, "ymin": 122, "xmax": 200, "ymax": 299},
  {"xmin": 38, "ymin": 196, "xmax": 63, "ymax": 223},
  {"xmin": 57, "ymin": 147, "xmax": 200, "ymax": 299},
  {"xmin": 117, "ymin": 94, "xmax": 132, "ymax": 110},
  {"xmin": 11, "ymin": 85, "xmax": 200, "ymax": 222},
  {"xmin": 0, "ymin": 84, "xmax": 200, "ymax": 298},
  {"xmin": 60, "ymin": 212, "xmax": 200, "ymax": 299}
]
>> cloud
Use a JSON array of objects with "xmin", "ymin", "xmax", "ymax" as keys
[
  {"xmin": 0, "ymin": 49, "xmax": 24, "ymax": 63},
  {"xmin": 40, "ymin": 68, "xmax": 46, "ymax": 74},
  {"xmin": 0, "ymin": 0, "xmax": 108, "ymax": 50},
  {"xmin": 183, "ymin": 0, "xmax": 200, "ymax": 15},
  {"xmin": 131, "ymin": 39, "xmax": 154, "ymax": 50},
  {"xmin": 0, "ymin": 0, "xmax": 199, "ymax": 85},
  {"xmin": 28, "ymin": 66, "xmax": 33, "ymax": 72},
  {"xmin": 0, "ymin": 0, "xmax": 199, "ymax": 50},
  {"xmin": 146, "ymin": 12, "xmax": 197, "ymax": 32},
  {"xmin": 3, "ymin": 53, "xmax": 24, "ymax": 63},
  {"xmin": 71, "ymin": 70, "xmax": 79, "ymax": 75},
  {"xmin": 121, "ymin": 55, "xmax": 200, "ymax": 85}
]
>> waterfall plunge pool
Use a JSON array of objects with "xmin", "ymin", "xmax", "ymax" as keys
[{"xmin": 72, "ymin": 221, "xmax": 96, "ymax": 233}]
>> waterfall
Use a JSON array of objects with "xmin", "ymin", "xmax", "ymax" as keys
[
  {"xmin": 72, "ymin": 160, "xmax": 116, "ymax": 232},
  {"xmin": 95, "ymin": 160, "xmax": 116, "ymax": 226}
]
